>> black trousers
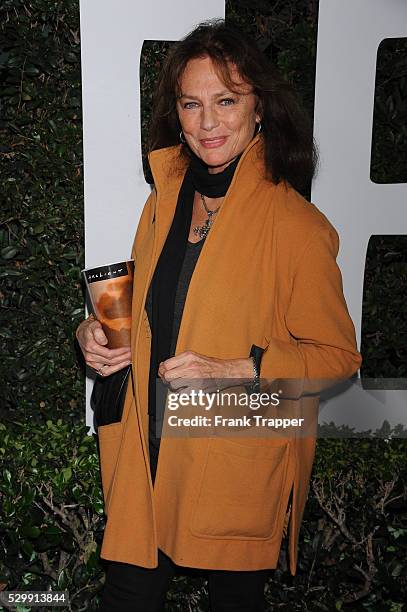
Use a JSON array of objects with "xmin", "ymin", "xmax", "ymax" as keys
[
  {"xmin": 100, "ymin": 548, "xmax": 270, "ymax": 611},
  {"xmin": 100, "ymin": 430, "xmax": 271, "ymax": 611}
]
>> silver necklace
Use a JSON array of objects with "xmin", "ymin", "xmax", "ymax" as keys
[{"xmin": 193, "ymin": 194, "xmax": 221, "ymax": 239}]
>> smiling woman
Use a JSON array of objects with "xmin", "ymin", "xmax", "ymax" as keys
[
  {"xmin": 149, "ymin": 19, "xmax": 317, "ymax": 193},
  {"xmin": 176, "ymin": 57, "xmax": 261, "ymax": 172},
  {"xmin": 75, "ymin": 18, "xmax": 361, "ymax": 612}
]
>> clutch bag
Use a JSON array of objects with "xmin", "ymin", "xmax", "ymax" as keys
[{"xmin": 90, "ymin": 365, "xmax": 131, "ymax": 427}]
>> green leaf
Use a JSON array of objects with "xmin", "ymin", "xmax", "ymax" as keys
[
  {"xmin": 62, "ymin": 467, "xmax": 72, "ymax": 482},
  {"xmin": 25, "ymin": 65, "xmax": 40, "ymax": 77},
  {"xmin": 33, "ymin": 223, "xmax": 44, "ymax": 234},
  {"xmin": 64, "ymin": 51, "xmax": 78, "ymax": 63},
  {"xmin": 1, "ymin": 246, "xmax": 18, "ymax": 259},
  {"xmin": 22, "ymin": 525, "xmax": 41, "ymax": 539}
]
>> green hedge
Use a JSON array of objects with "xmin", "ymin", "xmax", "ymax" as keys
[
  {"xmin": 0, "ymin": 0, "xmax": 84, "ymax": 422},
  {"xmin": 1, "ymin": 420, "xmax": 406, "ymax": 611},
  {"xmin": 0, "ymin": 421, "xmax": 104, "ymax": 611}
]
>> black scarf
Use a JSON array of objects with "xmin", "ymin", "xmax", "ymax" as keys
[
  {"xmin": 189, "ymin": 151, "xmax": 241, "ymax": 197},
  {"xmin": 148, "ymin": 153, "xmax": 240, "ymax": 422}
]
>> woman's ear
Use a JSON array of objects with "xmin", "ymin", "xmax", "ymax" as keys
[
  {"xmin": 255, "ymin": 109, "xmax": 262, "ymax": 130},
  {"xmin": 254, "ymin": 98, "xmax": 263, "ymax": 125}
]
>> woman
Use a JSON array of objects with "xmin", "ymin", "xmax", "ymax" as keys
[{"xmin": 77, "ymin": 20, "xmax": 362, "ymax": 611}]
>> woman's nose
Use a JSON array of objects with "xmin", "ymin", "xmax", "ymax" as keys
[{"xmin": 200, "ymin": 105, "xmax": 219, "ymax": 131}]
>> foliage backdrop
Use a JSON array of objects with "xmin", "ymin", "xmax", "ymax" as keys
[
  {"xmin": 1, "ymin": 0, "xmax": 406, "ymax": 610},
  {"xmin": 0, "ymin": 0, "xmax": 84, "ymax": 423}
]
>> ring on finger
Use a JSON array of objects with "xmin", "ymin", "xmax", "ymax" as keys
[{"xmin": 97, "ymin": 364, "xmax": 108, "ymax": 377}]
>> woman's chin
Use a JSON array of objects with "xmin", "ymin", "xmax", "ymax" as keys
[{"xmin": 197, "ymin": 150, "xmax": 233, "ymax": 171}]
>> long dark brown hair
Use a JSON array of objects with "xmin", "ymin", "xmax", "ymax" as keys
[{"xmin": 149, "ymin": 19, "xmax": 318, "ymax": 193}]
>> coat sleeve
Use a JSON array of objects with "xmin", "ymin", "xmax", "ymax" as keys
[{"xmin": 260, "ymin": 222, "xmax": 362, "ymax": 396}]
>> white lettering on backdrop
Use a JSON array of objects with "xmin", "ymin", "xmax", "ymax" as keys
[
  {"xmin": 79, "ymin": 0, "xmax": 224, "ymax": 426},
  {"xmin": 313, "ymin": 0, "xmax": 407, "ymax": 431}
]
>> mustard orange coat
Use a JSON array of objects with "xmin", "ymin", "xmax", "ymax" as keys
[{"xmin": 97, "ymin": 135, "xmax": 362, "ymax": 574}]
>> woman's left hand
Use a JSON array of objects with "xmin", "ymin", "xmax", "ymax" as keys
[{"xmin": 158, "ymin": 351, "xmax": 253, "ymax": 393}]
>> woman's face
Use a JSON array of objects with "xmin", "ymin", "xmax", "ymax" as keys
[{"xmin": 176, "ymin": 56, "xmax": 261, "ymax": 174}]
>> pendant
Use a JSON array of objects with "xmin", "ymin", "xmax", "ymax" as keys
[{"xmin": 193, "ymin": 218, "xmax": 213, "ymax": 239}]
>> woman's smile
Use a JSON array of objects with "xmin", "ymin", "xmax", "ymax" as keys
[{"xmin": 199, "ymin": 136, "xmax": 228, "ymax": 148}]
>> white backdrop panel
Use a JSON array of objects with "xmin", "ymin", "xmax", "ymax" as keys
[
  {"xmin": 79, "ymin": 0, "xmax": 225, "ymax": 427},
  {"xmin": 312, "ymin": 0, "xmax": 407, "ymax": 430}
]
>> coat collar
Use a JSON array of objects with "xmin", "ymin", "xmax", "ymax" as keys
[
  {"xmin": 147, "ymin": 133, "xmax": 266, "ymax": 198},
  {"xmin": 145, "ymin": 135, "xmax": 268, "ymax": 277}
]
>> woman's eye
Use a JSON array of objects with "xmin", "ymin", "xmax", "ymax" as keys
[
  {"xmin": 220, "ymin": 98, "xmax": 235, "ymax": 106},
  {"xmin": 183, "ymin": 102, "xmax": 199, "ymax": 109}
]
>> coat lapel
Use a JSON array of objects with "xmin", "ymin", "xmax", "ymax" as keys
[
  {"xmin": 131, "ymin": 134, "xmax": 267, "ymax": 426},
  {"xmin": 149, "ymin": 135, "xmax": 267, "ymax": 355}
]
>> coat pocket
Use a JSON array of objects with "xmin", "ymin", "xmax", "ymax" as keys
[
  {"xmin": 98, "ymin": 422, "xmax": 124, "ymax": 511},
  {"xmin": 190, "ymin": 438, "xmax": 291, "ymax": 540}
]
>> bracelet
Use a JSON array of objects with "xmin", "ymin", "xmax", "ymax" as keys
[{"xmin": 251, "ymin": 356, "xmax": 260, "ymax": 389}]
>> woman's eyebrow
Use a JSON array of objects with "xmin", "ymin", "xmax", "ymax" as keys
[{"xmin": 178, "ymin": 90, "xmax": 235, "ymax": 100}]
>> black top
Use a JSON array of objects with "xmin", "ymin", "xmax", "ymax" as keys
[
  {"xmin": 145, "ymin": 238, "xmax": 205, "ymax": 353},
  {"xmin": 145, "ymin": 238, "xmax": 206, "ymax": 479}
]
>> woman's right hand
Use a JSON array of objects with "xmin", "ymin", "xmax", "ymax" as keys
[{"xmin": 76, "ymin": 316, "xmax": 132, "ymax": 377}]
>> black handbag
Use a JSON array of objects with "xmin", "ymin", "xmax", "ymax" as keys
[{"xmin": 90, "ymin": 365, "xmax": 131, "ymax": 428}]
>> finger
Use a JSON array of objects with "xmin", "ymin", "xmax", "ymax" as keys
[
  {"xmin": 104, "ymin": 362, "xmax": 132, "ymax": 376},
  {"xmin": 84, "ymin": 344, "xmax": 132, "ymax": 362},
  {"xmin": 159, "ymin": 359, "xmax": 190, "ymax": 379},
  {"xmin": 86, "ymin": 321, "xmax": 108, "ymax": 349},
  {"xmin": 86, "ymin": 344, "xmax": 131, "ymax": 363},
  {"xmin": 160, "ymin": 365, "xmax": 188, "ymax": 382},
  {"xmin": 85, "ymin": 350, "xmax": 132, "ymax": 368},
  {"xmin": 168, "ymin": 378, "xmax": 190, "ymax": 391},
  {"xmin": 88, "ymin": 360, "xmax": 131, "ymax": 376},
  {"xmin": 160, "ymin": 351, "xmax": 195, "ymax": 372},
  {"xmin": 77, "ymin": 318, "xmax": 102, "ymax": 343},
  {"xmin": 169, "ymin": 382, "xmax": 193, "ymax": 394},
  {"xmin": 78, "ymin": 320, "xmax": 129, "ymax": 357},
  {"xmin": 93, "ymin": 325, "xmax": 108, "ymax": 345}
]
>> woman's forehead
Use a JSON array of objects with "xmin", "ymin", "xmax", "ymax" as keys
[{"xmin": 178, "ymin": 56, "xmax": 252, "ymax": 95}]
